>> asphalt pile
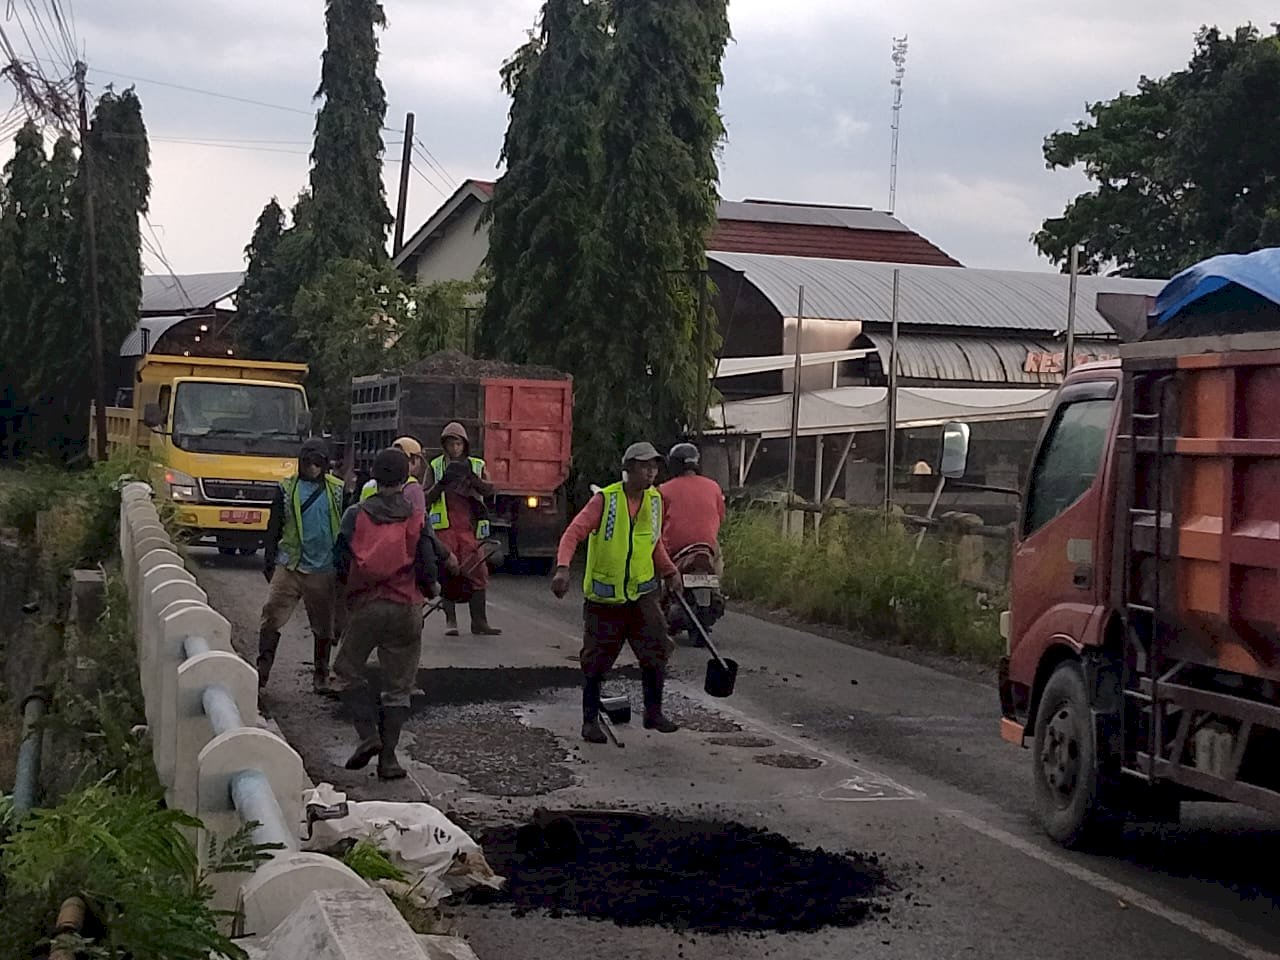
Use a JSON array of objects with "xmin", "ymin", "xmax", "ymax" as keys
[
  {"xmin": 406, "ymin": 350, "xmax": 566, "ymax": 381},
  {"xmin": 475, "ymin": 811, "xmax": 890, "ymax": 933}
]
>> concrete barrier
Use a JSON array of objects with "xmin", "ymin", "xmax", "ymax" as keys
[{"xmin": 119, "ymin": 483, "xmax": 426, "ymax": 946}]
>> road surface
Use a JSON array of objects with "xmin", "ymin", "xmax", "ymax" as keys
[{"xmin": 195, "ymin": 550, "xmax": 1280, "ymax": 960}]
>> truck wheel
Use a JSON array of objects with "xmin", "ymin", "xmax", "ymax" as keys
[
  {"xmin": 218, "ymin": 547, "xmax": 237, "ymax": 557},
  {"xmin": 1032, "ymin": 661, "xmax": 1119, "ymax": 849}
]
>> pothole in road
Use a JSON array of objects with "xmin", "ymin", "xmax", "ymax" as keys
[
  {"xmin": 753, "ymin": 752, "xmax": 824, "ymax": 769},
  {"xmin": 472, "ymin": 811, "xmax": 891, "ymax": 933},
  {"xmin": 707, "ymin": 734, "xmax": 775, "ymax": 748},
  {"xmin": 414, "ymin": 666, "xmax": 640, "ymax": 706}
]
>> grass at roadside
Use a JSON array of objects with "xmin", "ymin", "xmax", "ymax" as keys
[{"xmin": 721, "ymin": 509, "xmax": 1003, "ymax": 665}]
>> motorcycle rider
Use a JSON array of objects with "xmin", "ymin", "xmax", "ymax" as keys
[{"xmin": 659, "ymin": 442, "xmax": 726, "ymax": 576}]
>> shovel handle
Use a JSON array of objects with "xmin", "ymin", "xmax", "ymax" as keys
[
  {"xmin": 676, "ymin": 592, "xmax": 729, "ymax": 671},
  {"xmin": 599, "ymin": 713, "xmax": 625, "ymax": 748}
]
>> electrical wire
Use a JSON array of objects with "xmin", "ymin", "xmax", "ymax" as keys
[
  {"xmin": 406, "ymin": 158, "xmax": 448, "ymax": 199},
  {"xmin": 412, "ymin": 136, "xmax": 455, "ymax": 188}
]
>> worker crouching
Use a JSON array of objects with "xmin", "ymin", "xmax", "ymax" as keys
[
  {"xmin": 332, "ymin": 447, "xmax": 457, "ymax": 780},
  {"xmin": 552, "ymin": 442, "xmax": 682, "ymax": 743}
]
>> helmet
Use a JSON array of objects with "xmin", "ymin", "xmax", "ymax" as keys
[{"xmin": 668, "ymin": 442, "xmax": 700, "ymax": 473}]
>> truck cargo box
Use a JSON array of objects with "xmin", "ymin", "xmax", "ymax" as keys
[{"xmin": 350, "ymin": 365, "xmax": 572, "ymax": 495}]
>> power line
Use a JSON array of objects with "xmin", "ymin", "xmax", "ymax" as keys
[
  {"xmin": 412, "ymin": 136, "xmax": 455, "ymax": 188},
  {"xmin": 406, "ymin": 159, "xmax": 448, "ymax": 199}
]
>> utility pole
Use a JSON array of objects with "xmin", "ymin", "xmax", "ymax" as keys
[
  {"xmin": 76, "ymin": 61, "xmax": 108, "ymax": 463},
  {"xmin": 393, "ymin": 111, "xmax": 415, "ymax": 256},
  {"xmin": 1065, "ymin": 244, "xmax": 1080, "ymax": 375},
  {"xmin": 884, "ymin": 268, "xmax": 901, "ymax": 518},
  {"xmin": 695, "ymin": 266, "xmax": 708, "ymax": 442},
  {"xmin": 785, "ymin": 286, "xmax": 806, "ymax": 502}
]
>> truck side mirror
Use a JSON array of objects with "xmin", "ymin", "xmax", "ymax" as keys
[
  {"xmin": 142, "ymin": 403, "xmax": 164, "ymax": 430},
  {"xmin": 939, "ymin": 421, "xmax": 970, "ymax": 480}
]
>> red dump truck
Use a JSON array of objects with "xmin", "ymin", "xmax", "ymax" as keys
[
  {"xmin": 350, "ymin": 353, "xmax": 572, "ymax": 569},
  {"xmin": 997, "ymin": 249, "xmax": 1280, "ymax": 847}
]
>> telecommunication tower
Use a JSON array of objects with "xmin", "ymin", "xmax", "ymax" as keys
[{"xmin": 888, "ymin": 36, "xmax": 909, "ymax": 214}]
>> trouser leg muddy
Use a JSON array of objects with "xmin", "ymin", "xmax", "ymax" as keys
[
  {"xmin": 341, "ymin": 686, "xmax": 381, "ymax": 770},
  {"xmin": 642, "ymin": 666, "xmax": 679, "ymax": 733},
  {"xmin": 581, "ymin": 675, "xmax": 606, "ymax": 744},
  {"xmin": 469, "ymin": 590, "xmax": 502, "ymax": 636},
  {"xmin": 377, "ymin": 705, "xmax": 411, "ymax": 780}
]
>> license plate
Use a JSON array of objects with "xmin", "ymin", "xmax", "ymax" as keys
[
  {"xmin": 219, "ymin": 510, "xmax": 262, "ymax": 524},
  {"xmin": 682, "ymin": 574, "xmax": 720, "ymax": 589}
]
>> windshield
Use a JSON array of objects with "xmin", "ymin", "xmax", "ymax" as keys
[{"xmin": 171, "ymin": 381, "xmax": 307, "ymax": 457}]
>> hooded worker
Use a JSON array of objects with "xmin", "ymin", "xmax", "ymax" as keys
[
  {"xmin": 427, "ymin": 422, "xmax": 501, "ymax": 636},
  {"xmin": 260, "ymin": 438, "xmax": 345, "ymax": 695}
]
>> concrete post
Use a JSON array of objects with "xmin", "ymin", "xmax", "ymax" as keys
[
  {"xmin": 173, "ymin": 649, "xmax": 255, "ymax": 810},
  {"xmin": 237, "ymin": 857, "xmax": 368, "ymax": 940},
  {"xmin": 154, "ymin": 603, "xmax": 233, "ymax": 792},
  {"xmin": 140, "ymin": 577, "xmax": 205, "ymax": 709}
]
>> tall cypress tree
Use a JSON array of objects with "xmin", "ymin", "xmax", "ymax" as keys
[
  {"xmin": 86, "ymin": 88, "xmax": 150, "ymax": 358},
  {"xmin": 309, "ymin": 0, "xmax": 392, "ymax": 266},
  {"xmin": 480, "ymin": 0, "xmax": 609, "ymax": 365},
  {"xmin": 237, "ymin": 198, "xmax": 288, "ymax": 359},
  {"xmin": 577, "ymin": 0, "xmax": 729, "ymax": 477}
]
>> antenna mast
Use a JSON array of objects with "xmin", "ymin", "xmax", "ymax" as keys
[{"xmin": 889, "ymin": 36, "xmax": 909, "ymax": 214}]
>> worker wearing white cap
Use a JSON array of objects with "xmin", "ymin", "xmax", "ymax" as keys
[
  {"xmin": 360, "ymin": 436, "xmax": 427, "ymax": 515},
  {"xmin": 552, "ymin": 441, "xmax": 683, "ymax": 743}
]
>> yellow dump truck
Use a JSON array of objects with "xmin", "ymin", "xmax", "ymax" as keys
[{"xmin": 92, "ymin": 355, "xmax": 311, "ymax": 553}]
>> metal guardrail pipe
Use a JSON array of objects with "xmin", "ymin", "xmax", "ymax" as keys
[
  {"xmin": 181, "ymin": 632, "xmax": 295, "ymax": 851},
  {"xmin": 13, "ymin": 691, "xmax": 49, "ymax": 817},
  {"xmin": 231, "ymin": 769, "xmax": 296, "ymax": 852}
]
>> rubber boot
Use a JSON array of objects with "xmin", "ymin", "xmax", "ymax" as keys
[
  {"xmin": 256, "ymin": 629, "xmax": 280, "ymax": 689},
  {"xmin": 642, "ymin": 667, "xmax": 679, "ymax": 733},
  {"xmin": 377, "ymin": 705, "xmax": 411, "ymax": 780},
  {"xmin": 469, "ymin": 591, "xmax": 502, "ymax": 636},
  {"xmin": 443, "ymin": 601, "xmax": 459, "ymax": 637},
  {"xmin": 342, "ymin": 688, "xmax": 382, "ymax": 770},
  {"xmin": 312, "ymin": 637, "xmax": 335, "ymax": 696},
  {"xmin": 581, "ymin": 676, "xmax": 607, "ymax": 744}
]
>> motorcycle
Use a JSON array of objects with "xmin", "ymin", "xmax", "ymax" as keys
[{"xmin": 664, "ymin": 542, "xmax": 725, "ymax": 646}]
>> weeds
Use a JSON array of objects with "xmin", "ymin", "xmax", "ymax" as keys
[{"xmin": 721, "ymin": 509, "xmax": 1003, "ymax": 664}]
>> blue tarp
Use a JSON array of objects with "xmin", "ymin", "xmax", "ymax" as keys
[{"xmin": 1152, "ymin": 248, "xmax": 1280, "ymax": 325}]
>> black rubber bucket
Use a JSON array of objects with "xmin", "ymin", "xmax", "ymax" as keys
[
  {"xmin": 704, "ymin": 655, "xmax": 738, "ymax": 698},
  {"xmin": 600, "ymin": 695, "xmax": 632, "ymax": 724}
]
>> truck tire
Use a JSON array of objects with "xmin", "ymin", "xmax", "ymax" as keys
[{"xmin": 1032, "ymin": 661, "xmax": 1119, "ymax": 849}]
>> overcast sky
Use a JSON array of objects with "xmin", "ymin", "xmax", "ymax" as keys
[{"xmin": 17, "ymin": 0, "xmax": 1276, "ymax": 277}]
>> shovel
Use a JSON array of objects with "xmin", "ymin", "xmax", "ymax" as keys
[
  {"xmin": 677, "ymin": 592, "xmax": 738, "ymax": 698},
  {"xmin": 598, "ymin": 710, "xmax": 625, "ymax": 748},
  {"xmin": 599, "ymin": 694, "xmax": 632, "ymax": 724}
]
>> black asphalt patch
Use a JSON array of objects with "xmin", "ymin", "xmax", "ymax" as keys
[
  {"xmin": 474, "ymin": 811, "xmax": 891, "ymax": 933},
  {"xmin": 706, "ymin": 735, "xmax": 775, "ymax": 748},
  {"xmin": 415, "ymin": 665, "xmax": 641, "ymax": 707},
  {"xmin": 753, "ymin": 753, "xmax": 825, "ymax": 769}
]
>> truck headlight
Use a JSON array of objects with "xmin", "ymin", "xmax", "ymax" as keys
[{"xmin": 165, "ymin": 469, "xmax": 199, "ymax": 502}]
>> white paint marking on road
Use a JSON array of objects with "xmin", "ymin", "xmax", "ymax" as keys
[
  {"xmin": 940, "ymin": 806, "xmax": 1280, "ymax": 960},
  {"xmin": 483, "ymin": 591, "xmax": 1280, "ymax": 960}
]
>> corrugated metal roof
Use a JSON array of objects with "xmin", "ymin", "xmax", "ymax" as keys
[
  {"xmin": 709, "ymin": 251, "xmax": 1165, "ymax": 335},
  {"xmin": 141, "ymin": 271, "xmax": 243, "ymax": 314},
  {"xmin": 715, "ymin": 200, "xmax": 909, "ymax": 233},
  {"xmin": 709, "ymin": 221, "xmax": 961, "ymax": 267},
  {"xmin": 858, "ymin": 332, "xmax": 1119, "ymax": 385},
  {"xmin": 119, "ymin": 315, "xmax": 188, "ymax": 356}
]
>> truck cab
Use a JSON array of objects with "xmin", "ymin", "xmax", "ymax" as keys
[{"xmin": 96, "ymin": 356, "xmax": 310, "ymax": 553}]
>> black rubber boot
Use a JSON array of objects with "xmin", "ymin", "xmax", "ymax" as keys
[
  {"xmin": 342, "ymin": 688, "xmax": 382, "ymax": 770},
  {"xmin": 377, "ymin": 705, "xmax": 411, "ymax": 780},
  {"xmin": 443, "ymin": 601, "xmax": 459, "ymax": 637},
  {"xmin": 256, "ymin": 629, "xmax": 280, "ymax": 689},
  {"xmin": 469, "ymin": 591, "xmax": 502, "ymax": 636},
  {"xmin": 312, "ymin": 637, "xmax": 336, "ymax": 696},
  {"xmin": 642, "ymin": 667, "xmax": 679, "ymax": 733},
  {"xmin": 581, "ymin": 676, "xmax": 607, "ymax": 744}
]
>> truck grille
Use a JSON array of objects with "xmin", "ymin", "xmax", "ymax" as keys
[{"xmin": 199, "ymin": 479, "xmax": 277, "ymax": 505}]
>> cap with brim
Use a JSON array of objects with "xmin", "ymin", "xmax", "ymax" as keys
[
  {"xmin": 622, "ymin": 441, "xmax": 662, "ymax": 465},
  {"xmin": 299, "ymin": 439, "xmax": 329, "ymax": 465},
  {"xmin": 392, "ymin": 436, "xmax": 423, "ymax": 458},
  {"xmin": 372, "ymin": 448, "xmax": 411, "ymax": 486}
]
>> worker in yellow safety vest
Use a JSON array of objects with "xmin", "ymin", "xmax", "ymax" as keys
[
  {"xmin": 428, "ymin": 422, "xmax": 500, "ymax": 636},
  {"xmin": 551, "ymin": 442, "xmax": 683, "ymax": 743}
]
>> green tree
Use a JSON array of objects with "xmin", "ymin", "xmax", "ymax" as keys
[
  {"xmin": 1036, "ymin": 24, "xmax": 1280, "ymax": 276},
  {"xmin": 480, "ymin": 0, "xmax": 609, "ymax": 364},
  {"xmin": 484, "ymin": 0, "xmax": 729, "ymax": 481},
  {"xmin": 85, "ymin": 87, "xmax": 150, "ymax": 357},
  {"xmin": 0, "ymin": 124, "xmax": 84, "ymax": 458},
  {"xmin": 309, "ymin": 0, "xmax": 392, "ymax": 267},
  {"xmin": 236, "ymin": 198, "xmax": 290, "ymax": 359}
]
